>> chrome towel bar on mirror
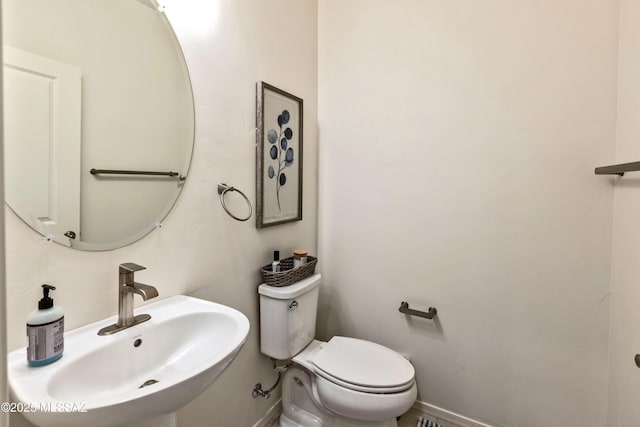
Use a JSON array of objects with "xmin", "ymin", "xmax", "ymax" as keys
[
  {"xmin": 90, "ymin": 168, "xmax": 186, "ymax": 181},
  {"xmin": 399, "ymin": 301, "xmax": 437, "ymax": 319},
  {"xmin": 218, "ymin": 183, "xmax": 253, "ymax": 222}
]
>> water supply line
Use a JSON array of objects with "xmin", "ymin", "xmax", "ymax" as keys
[{"xmin": 252, "ymin": 359, "xmax": 287, "ymax": 399}]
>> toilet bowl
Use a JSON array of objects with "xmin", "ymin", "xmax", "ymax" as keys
[
  {"xmin": 258, "ymin": 274, "xmax": 417, "ymax": 426},
  {"xmin": 289, "ymin": 338, "xmax": 417, "ymax": 425}
]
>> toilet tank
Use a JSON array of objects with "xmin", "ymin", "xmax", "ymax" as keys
[{"xmin": 258, "ymin": 274, "xmax": 321, "ymax": 360}]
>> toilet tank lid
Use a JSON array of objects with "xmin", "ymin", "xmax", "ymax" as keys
[{"xmin": 258, "ymin": 274, "xmax": 322, "ymax": 299}]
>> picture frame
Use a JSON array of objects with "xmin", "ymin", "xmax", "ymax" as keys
[{"xmin": 256, "ymin": 82, "xmax": 303, "ymax": 228}]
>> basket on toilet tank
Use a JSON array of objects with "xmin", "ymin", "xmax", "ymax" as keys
[
  {"xmin": 260, "ymin": 255, "xmax": 317, "ymax": 287},
  {"xmin": 258, "ymin": 274, "xmax": 321, "ymax": 359}
]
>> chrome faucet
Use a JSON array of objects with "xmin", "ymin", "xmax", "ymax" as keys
[{"xmin": 98, "ymin": 263, "xmax": 158, "ymax": 336}]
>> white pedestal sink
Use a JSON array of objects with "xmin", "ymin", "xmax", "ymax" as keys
[{"xmin": 7, "ymin": 295, "xmax": 250, "ymax": 427}]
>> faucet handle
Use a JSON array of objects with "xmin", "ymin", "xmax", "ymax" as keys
[{"xmin": 119, "ymin": 263, "xmax": 146, "ymax": 273}]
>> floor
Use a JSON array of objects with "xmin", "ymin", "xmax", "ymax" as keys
[
  {"xmin": 263, "ymin": 413, "xmax": 280, "ymax": 427},
  {"xmin": 262, "ymin": 407, "xmax": 463, "ymax": 427},
  {"xmin": 397, "ymin": 407, "xmax": 463, "ymax": 427}
]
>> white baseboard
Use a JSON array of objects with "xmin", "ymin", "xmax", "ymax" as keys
[
  {"xmin": 252, "ymin": 399, "xmax": 282, "ymax": 427},
  {"xmin": 413, "ymin": 401, "xmax": 494, "ymax": 427}
]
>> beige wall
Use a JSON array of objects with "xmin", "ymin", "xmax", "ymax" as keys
[
  {"xmin": 608, "ymin": 0, "xmax": 640, "ymax": 425},
  {"xmin": 318, "ymin": 1, "xmax": 617, "ymax": 426},
  {"xmin": 4, "ymin": 0, "xmax": 317, "ymax": 426}
]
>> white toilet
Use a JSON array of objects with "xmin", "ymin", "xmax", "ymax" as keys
[{"xmin": 259, "ymin": 274, "xmax": 417, "ymax": 427}]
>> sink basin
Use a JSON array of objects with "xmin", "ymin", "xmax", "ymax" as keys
[{"xmin": 8, "ymin": 295, "xmax": 250, "ymax": 427}]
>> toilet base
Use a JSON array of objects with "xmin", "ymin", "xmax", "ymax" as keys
[
  {"xmin": 279, "ymin": 366, "xmax": 398, "ymax": 427},
  {"xmin": 280, "ymin": 414, "xmax": 397, "ymax": 427}
]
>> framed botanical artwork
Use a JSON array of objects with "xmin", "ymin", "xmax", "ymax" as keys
[{"xmin": 256, "ymin": 82, "xmax": 303, "ymax": 228}]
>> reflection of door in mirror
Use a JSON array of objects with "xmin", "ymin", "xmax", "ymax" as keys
[{"xmin": 4, "ymin": 46, "xmax": 81, "ymax": 247}]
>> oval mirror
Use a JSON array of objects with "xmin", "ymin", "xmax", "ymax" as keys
[{"xmin": 2, "ymin": 0, "xmax": 194, "ymax": 250}]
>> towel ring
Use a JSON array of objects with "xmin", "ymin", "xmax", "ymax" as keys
[{"xmin": 218, "ymin": 183, "xmax": 252, "ymax": 222}]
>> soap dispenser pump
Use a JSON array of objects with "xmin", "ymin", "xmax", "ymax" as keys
[{"xmin": 27, "ymin": 284, "xmax": 64, "ymax": 366}]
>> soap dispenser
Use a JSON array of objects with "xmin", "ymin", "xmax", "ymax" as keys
[{"xmin": 27, "ymin": 284, "xmax": 64, "ymax": 366}]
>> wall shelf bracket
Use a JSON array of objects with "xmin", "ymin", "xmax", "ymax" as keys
[{"xmin": 594, "ymin": 161, "xmax": 640, "ymax": 176}]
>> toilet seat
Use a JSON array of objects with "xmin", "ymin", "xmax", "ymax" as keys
[
  {"xmin": 314, "ymin": 366, "xmax": 414, "ymax": 393},
  {"xmin": 311, "ymin": 336, "xmax": 415, "ymax": 394}
]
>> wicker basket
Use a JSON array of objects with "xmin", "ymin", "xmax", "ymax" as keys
[{"xmin": 261, "ymin": 256, "xmax": 317, "ymax": 287}]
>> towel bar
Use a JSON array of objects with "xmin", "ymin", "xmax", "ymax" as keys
[
  {"xmin": 399, "ymin": 301, "xmax": 437, "ymax": 319},
  {"xmin": 90, "ymin": 168, "xmax": 186, "ymax": 181}
]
